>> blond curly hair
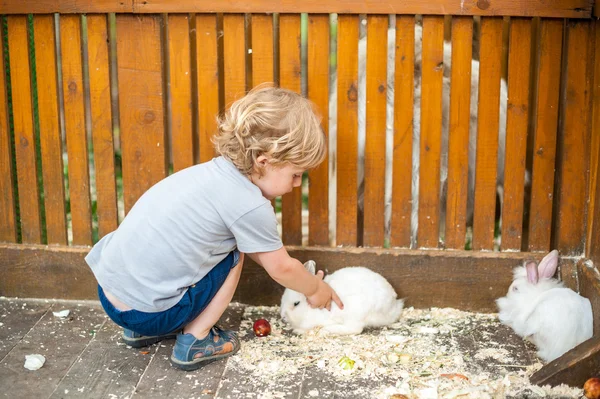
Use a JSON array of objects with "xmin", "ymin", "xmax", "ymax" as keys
[{"xmin": 213, "ymin": 86, "xmax": 326, "ymax": 176}]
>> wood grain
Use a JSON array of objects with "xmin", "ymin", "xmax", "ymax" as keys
[
  {"xmin": 196, "ymin": 14, "xmax": 219, "ymax": 163},
  {"xmin": 87, "ymin": 14, "xmax": 118, "ymax": 239},
  {"xmin": 307, "ymin": 14, "xmax": 329, "ymax": 246},
  {"xmin": 33, "ymin": 15, "xmax": 68, "ymax": 245},
  {"xmin": 60, "ymin": 14, "xmax": 93, "ymax": 245},
  {"xmin": 7, "ymin": 16, "xmax": 42, "ymax": 244},
  {"xmin": 418, "ymin": 16, "xmax": 444, "ymax": 249},
  {"xmin": 362, "ymin": 15, "xmax": 388, "ymax": 248},
  {"xmin": 223, "ymin": 13, "xmax": 246, "ymax": 107},
  {"xmin": 587, "ymin": 20, "xmax": 600, "ymax": 263},
  {"xmin": 389, "ymin": 16, "xmax": 415, "ymax": 249},
  {"xmin": 116, "ymin": 14, "xmax": 167, "ymax": 214},
  {"xmin": 279, "ymin": 14, "xmax": 302, "ymax": 245},
  {"xmin": 444, "ymin": 16, "xmax": 473, "ymax": 249},
  {"xmin": 501, "ymin": 18, "xmax": 532, "ymax": 251},
  {"xmin": 0, "ymin": 243, "xmax": 572, "ymax": 312},
  {"xmin": 2, "ymin": 0, "xmax": 593, "ymax": 18},
  {"xmin": 554, "ymin": 20, "xmax": 592, "ymax": 256},
  {"xmin": 251, "ymin": 14, "xmax": 274, "ymax": 88},
  {"xmin": 167, "ymin": 14, "xmax": 194, "ymax": 172},
  {"xmin": 0, "ymin": 20, "xmax": 17, "ymax": 243},
  {"xmin": 472, "ymin": 17, "xmax": 503, "ymax": 251},
  {"xmin": 0, "ymin": 305, "xmax": 107, "ymax": 398},
  {"xmin": 527, "ymin": 19, "xmax": 563, "ymax": 252},
  {"xmin": 335, "ymin": 15, "xmax": 359, "ymax": 247}
]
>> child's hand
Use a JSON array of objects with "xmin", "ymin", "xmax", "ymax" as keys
[{"xmin": 306, "ymin": 270, "xmax": 344, "ymax": 311}]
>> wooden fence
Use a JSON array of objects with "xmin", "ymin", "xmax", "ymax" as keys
[
  {"xmin": 0, "ymin": 0, "xmax": 599, "ymax": 308},
  {"xmin": 1, "ymin": 0, "xmax": 600, "ymax": 386}
]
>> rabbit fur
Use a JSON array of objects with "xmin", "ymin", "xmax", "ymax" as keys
[
  {"xmin": 496, "ymin": 250, "xmax": 593, "ymax": 362},
  {"xmin": 280, "ymin": 260, "xmax": 404, "ymax": 335}
]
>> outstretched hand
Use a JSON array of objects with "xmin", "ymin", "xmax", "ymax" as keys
[{"xmin": 307, "ymin": 270, "xmax": 344, "ymax": 311}]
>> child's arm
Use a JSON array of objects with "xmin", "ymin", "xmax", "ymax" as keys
[{"xmin": 248, "ymin": 247, "xmax": 344, "ymax": 310}]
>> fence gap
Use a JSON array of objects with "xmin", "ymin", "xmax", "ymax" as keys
[{"xmin": 327, "ymin": 13, "xmax": 337, "ymax": 247}]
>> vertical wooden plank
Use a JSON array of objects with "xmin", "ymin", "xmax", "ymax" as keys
[
  {"xmin": 418, "ymin": 15, "xmax": 444, "ymax": 249},
  {"xmin": 336, "ymin": 15, "xmax": 359, "ymax": 247},
  {"xmin": 8, "ymin": 16, "xmax": 42, "ymax": 244},
  {"xmin": 527, "ymin": 19, "xmax": 563, "ymax": 252},
  {"xmin": 279, "ymin": 14, "xmax": 302, "ymax": 245},
  {"xmin": 250, "ymin": 14, "xmax": 276, "ymax": 210},
  {"xmin": 167, "ymin": 14, "xmax": 194, "ymax": 172},
  {"xmin": 87, "ymin": 14, "xmax": 118, "ymax": 239},
  {"xmin": 555, "ymin": 20, "xmax": 592, "ymax": 256},
  {"xmin": 34, "ymin": 15, "xmax": 67, "ymax": 245},
  {"xmin": 390, "ymin": 16, "xmax": 415, "ymax": 248},
  {"xmin": 223, "ymin": 14, "xmax": 246, "ymax": 107},
  {"xmin": 116, "ymin": 14, "xmax": 167, "ymax": 214},
  {"xmin": 363, "ymin": 14, "xmax": 387, "ymax": 247},
  {"xmin": 251, "ymin": 14, "xmax": 274, "ymax": 87},
  {"xmin": 196, "ymin": 14, "xmax": 219, "ymax": 163},
  {"xmin": 60, "ymin": 14, "xmax": 92, "ymax": 245},
  {"xmin": 587, "ymin": 20, "xmax": 600, "ymax": 262},
  {"xmin": 0, "ymin": 21, "xmax": 17, "ymax": 243},
  {"xmin": 307, "ymin": 14, "xmax": 329, "ymax": 246},
  {"xmin": 501, "ymin": 18, "xmax": 532, "ymax": 251},
  {"xmin": 472, "ymin": 17, "xmax": 503, "ymax": 251},
  {"xmin": 444, "ymin": 16, "xmax": 473, "ymax": 249}
]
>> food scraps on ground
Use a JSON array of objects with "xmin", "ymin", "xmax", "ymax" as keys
[{"xmin": 253, "ymin": 318, "xmax": 272, "ymax": 337}]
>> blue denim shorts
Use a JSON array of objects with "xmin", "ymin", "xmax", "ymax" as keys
[{"xmin": 98, "ymin": 249, "xmax": 240, "ymax": 336}]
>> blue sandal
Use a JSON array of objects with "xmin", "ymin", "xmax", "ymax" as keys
[
  {"xmin": 170, "ymin": 326, "xmax": 240, "ymax": 371},
  {"xmin": 122, "ymin": 328, "xmax": 180, "ymax": 348}
]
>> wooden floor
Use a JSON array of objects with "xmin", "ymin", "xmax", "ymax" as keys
[{"xmin": 0, "ymin": 297, "xmax": 579, "ymax": 399}]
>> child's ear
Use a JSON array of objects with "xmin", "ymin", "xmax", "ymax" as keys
[{"xmin": 256, "ymin": 155, "xmax": 269, "ymax": 168}]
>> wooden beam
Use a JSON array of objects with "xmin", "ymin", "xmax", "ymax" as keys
[
  {"xmin": 0, "ymin": 0, "xmax": 593, "ymax": 18},
  {"xmin": 0, "ymin": 0, "xmax": 133, "ymax": 13},
  {"xmin": 580, "ymin": 260, "xmax": 600, "ymax": 337},
  {"xmin": 530, "ymin": 335, "xmax": 600, "ymax": 387},
  {"xmin": 0, "ymin": 243, "xmax": 578, "ymax": 312},
  {"xmin": 588, "ymin": 19, "xmax": 600, "ymax": 263}
]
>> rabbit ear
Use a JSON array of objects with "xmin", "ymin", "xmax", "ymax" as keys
[
  {"xmin": 303, "ymin": 260, "xmax": 316, "ymax": 275},
  {"xmin": 526, "ymin": 261, "xmax": 539, "ymax": 284},
  {"xmin": 538, "ymin": 250, "xmax": 559, "ymax": 279}
]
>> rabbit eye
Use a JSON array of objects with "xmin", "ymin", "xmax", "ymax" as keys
[
  {"xmin": 512, "ymin": 285, "xmax": 519, "ymax": 292},
  {"xmin": 293, "ymin": 301, "xmax": 300, "ymax": 307}
]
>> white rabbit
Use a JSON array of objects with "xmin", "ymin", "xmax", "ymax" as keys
[
  {"xmin": 496, "ymin": 250, "xmax": 593, "ymax": 362},
  {"xmin": 280, "ymin": 260, "xmax": 404, "ymax": 335}
]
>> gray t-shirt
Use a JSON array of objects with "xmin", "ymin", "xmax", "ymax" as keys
[{"xmin": 85, "ymin": 156, "xmax": 282, "ymax": 312}]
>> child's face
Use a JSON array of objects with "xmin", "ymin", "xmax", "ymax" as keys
[{"xmin": 252, "ymin": 157, "xmax": 304, "ymax": 200}]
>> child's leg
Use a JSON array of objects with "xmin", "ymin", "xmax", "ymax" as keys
[{"xmin": 183, "ymin": 252, "xmax": 245, "ymax": 339}]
